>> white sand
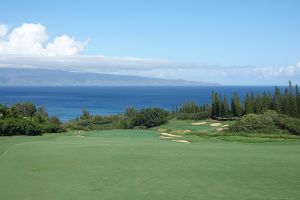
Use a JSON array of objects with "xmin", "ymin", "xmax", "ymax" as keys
[
  {"xmin": 210, "ymin": 123, "xmax": 222, "ymax": 127},
  {"xmin": 160, "ymin": 133, "xmax": 182, "ymax": 138},
  {"xmin": 172, "ymin": 140, "xmax": 190, "ymax": 143},
  {"xmin": 159, "ymin": 136, "xmax": 172, "ymax": 139},
  {"xmin": 192, "ymin": 122, "xmax": 207, "ymax": 125},
  {"xmin": 183, "ymin": 130, "xmax": 191, "ymax": 133}
]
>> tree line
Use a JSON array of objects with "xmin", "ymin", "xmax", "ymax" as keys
[{"xmin": 211, "ymin": 81, "xmax": 300, "ymax": 119}]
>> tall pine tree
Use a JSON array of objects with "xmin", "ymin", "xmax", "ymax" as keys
[
  {"xmin": 287, "ymin": 81, "xmax": 297, "ymax": 117},
  {"xmin": 222, "ymin": 96, "xmax": 230, "ymax": 117},
  {"xmin": 254, "ymin": 93, "xmax": 262, "ymax": 113},
  {"xmin": 296, "ymin": 85, "xmax": 300, "ymax": 117},
  {"xmin": 231, "ymin": 93, "xmax": 242, "ymax": 117},
  {"xmin": 244, "ymin": 93, "xmax": 254, "ymax": 114},
  {"xmin": 273, "ymin": 86, "xmax": 281, "ymax": 112}
]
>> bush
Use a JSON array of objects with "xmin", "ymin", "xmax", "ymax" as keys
[
  {"xmin": 11, "ymin": 102, "xmax": 37, "ymax": 118},
  {"xmin": 274, "ymin": 114, "xmax": 300, "ymax": 135},
  {"xmin": 0, "ymin": 102, "xmax": 65, "ymax": 136},
  {"xmin": 130, "ymin": 108, "xmax": 169, "ymax": 128},
  {"xmin": 0, "ymin": 118, "xmax": 42, "ymax": 136},
  {"xmin": 133, "ymin": 125, "xmax": 147, "ymax": 130},
  {"xmin": 230, "ymin": 111, "xmax": 300, "ymax": 135},
  {"xmin": 176, "ymin": 111, "xmax": 211, "ymax": 120},
  {"xmin": 40, "ymin": 122, "xmax": 66, "ymax": 133},
  {"xmin": 65, "ymin": 110, "xmax": 126, "ymax": 131},
  {"xmin": 230, "ymin": 113, "xmax": 277, "ymax": 133}
]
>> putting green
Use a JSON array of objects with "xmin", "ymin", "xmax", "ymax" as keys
[{"xmin": 0, "ymin": 130, "xmax": 300, "ymax": 200}]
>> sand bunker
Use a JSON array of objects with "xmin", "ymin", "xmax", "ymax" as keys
[
  {"xmin": 221, "ymin": 124, "xmax": 229, "ymax": 127},
  {"xmin": 210, "ymin": 123, "xmax": 222, "ymax": 127},
  {"xmin": 159, "ymin": 136, "xmax": 172, "ymax": 139},
  {"xmin": 183, "ymin": 130, "xmax": 191, "ymax": 133},
  {"xmin": 160, "ymin": 133, "xmax": 182, "ymax": 138},
  {"xmin": 172, "ymin": 140, "xmax": 190, "ymax": 143},
  {"xmin": 192, "ymin": 122, "xmax": 207, "ymax": 125},
  {"xmin": 216, "ymin": 128, "xmax": 223, "ymax": 131}
]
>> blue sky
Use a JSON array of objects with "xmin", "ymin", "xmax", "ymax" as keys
[{"xmin": 0, "ymin": 0, "xmax": 300, "ymax": 85}]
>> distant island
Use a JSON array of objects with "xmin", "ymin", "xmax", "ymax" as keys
[{"xmin": 0, "ymin": 68, "xmax": 220, "ymax": 86}]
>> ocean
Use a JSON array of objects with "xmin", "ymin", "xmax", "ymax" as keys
[{"xmin": 0, "ymin": 86, "xmax": 281, "ymax": 121}]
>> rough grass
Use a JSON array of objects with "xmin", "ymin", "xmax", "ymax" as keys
[
  {"xmin": 156, "ymin": 119, "xmax": 300, "ymax": 143},
  {"xmin": 1, "ymin": 130, "xmax": 300, "ymax": 200}
]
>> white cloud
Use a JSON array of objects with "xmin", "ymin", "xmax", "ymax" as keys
[
  {"xmin": 0, "ymin": 54, "xmax": 180, "ymax": 72},
  {"xmin": 46, "ymin": 35, "xmax": 87, "ymax": 56},
  {"xmin": 261, "ymin": 62, "xmax": 300, "ymax": 78},
  {"xmin": 0, "ymin": 24, "xmax": 8, "ymax": 38},
  {"xmin": 0, "ymin": 23, "xmax": 86, "ymax": 56},
  {"xmin": 0, "ymin": 23, "xmax": 299, "ymax": 85}
]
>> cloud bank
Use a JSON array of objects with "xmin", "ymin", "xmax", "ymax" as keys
[
  {"xmin": 0, "ymin": 23, "xmax": 299, "ymax": 85},
  {"xmin": 0, "ymin": 23, "xmax": 86, "ymax": 56}
]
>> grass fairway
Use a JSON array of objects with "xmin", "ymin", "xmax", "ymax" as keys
[{"xmin": 1, "ymin": 130, "xmax": 300, "ymax": 200}]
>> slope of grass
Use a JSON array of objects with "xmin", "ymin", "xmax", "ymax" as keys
[
  {"xmin": 156, "ymin": 119, "xmax": 300, "ymax": 142},
  {"xmin": 157, "ymin": 119, "xmax": 216, "ymax": 131},
  {"xmin": 1, "ymin": 130, "xmax": 300, "ymax": 200}
]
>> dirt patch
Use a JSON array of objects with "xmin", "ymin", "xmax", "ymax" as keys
[
  {"xmin": 192, "ymin": 122, "xmax": 207, "ymax": 125},
  {"xmin": 160, "ymin": 133, "xmax": 182, "ymax": 138},
  {"xmin": 210, "ymin": 123, "xmax": 222, "ymax": 127},
  {"xmin": 172, "ymin": 140, "xmax": 190, "ymax": 143}
]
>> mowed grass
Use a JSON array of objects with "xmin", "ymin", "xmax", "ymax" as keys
[{"xmin": 1, "ymin": 130, "xmax": 300, "ymax": 200}]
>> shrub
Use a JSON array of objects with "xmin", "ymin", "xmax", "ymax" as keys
[
  {"xmin": 176, "ymin": 111, "xmax": 211, "ymax": 120},
  {"xmin": 11, "ymin": 102, "xmax": 37, "ymax": 118},
  {"xmin": 40, "ymin": 122, "xmax": 66, "ymax": 133},
  {"xmin": 0, "ymin": 118, "xmax": 42, "ymax": 136},
  {"xmin": 65, "ymin": 111, "xmax": 126, "ymax": 131},
  {"xmin": 133, "ymin": 125, "xmax": 147, "ymax": 130},
  {"xmin": 130, "ymin": 108, "xmax": 169, "ymax": 128},
  {"xmin": 0, "ymin": 103, "xmax": 65, "ymax": 136},
  {"xmin": 230, "ymin": 113, "xmax": 276, "ymax": 133},
  {"xmin": 274, "ymin": 114, "xmax": 300, "ymax": 135}
]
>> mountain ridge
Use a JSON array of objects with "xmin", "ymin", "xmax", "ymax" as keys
[{"xmin": 0, "ymin": 68, "xmax": 221, "ymax": 86}]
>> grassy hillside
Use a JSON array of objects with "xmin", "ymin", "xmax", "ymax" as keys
[{"xmin": 1, "ymin": 130, "xmax": 300, "ymax": 200}]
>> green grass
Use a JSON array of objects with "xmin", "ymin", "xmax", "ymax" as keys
[
  {"xmin": 1, "ymin": 130, "xmax": 300, "ymax": 200},
  {"xmin": 157, "ymin": 119, "xmax": 216, "ymax": 131},
  {"xmin": 156, "ymin": 119, "xmax": 300, "ymax": 142}
]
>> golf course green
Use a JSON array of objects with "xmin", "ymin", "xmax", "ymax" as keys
[{"xmin": 1, "ymin": 129, "xmax": 300, "ymax": 200}]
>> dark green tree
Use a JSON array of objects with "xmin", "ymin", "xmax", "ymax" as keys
[
  {"xmin": 221, "ymin": 95, "xmax": 230, "ymax": 117},
  {"xmin": 130, "ymin": 108, "xmax": 169, "ymax": 128},
  {"xmin": 231, "ymin": 93, "xmax": 242, "ymax": 117},
  {"xmin": 244, "ymin": 93, "xmax": 254, "ymax": 114},
  {"xmin": 217, "ymin": 94, "xmax": 223, "ymax": 117},
  {"xmin": 80, "ymin": 109, "xmax": 91, "ymax": 120},
  {"xmin": 254, "ymin": 94, "xmax": 262, "ymax": 114},
  {"xmin": 296, "ymin": 85, "xmax": 300, "ymax": 117},
  {"xmin": 282, "ymin": 88, "xmax": 289, "ymax": 115},
  {"xmin": 211, "ymin": 91, "xmax": 218, "ymax": 118},
  {"xmin": 286, "ymin": 81, "xmax": 297, "ymax": 117},
  {"xmin": 11, "ymin": 102, "xmax": 37, "ymax": 118},
  {"xmin": 273, "ymin": 87, "xmax": 281, "ymax": 112}
]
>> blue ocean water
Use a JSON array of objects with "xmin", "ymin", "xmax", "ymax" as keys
[{"xmin": 0, "ymin": 86, "xmax": 280, "ymax": 121}]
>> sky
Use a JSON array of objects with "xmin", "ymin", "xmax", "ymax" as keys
[{"xmin": 0, "ymin": 0, "xmax": 300, "ymax": 85}]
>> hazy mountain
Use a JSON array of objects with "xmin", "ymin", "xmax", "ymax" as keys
[{"xmin": 0, "ymin": 68, "xmax": 220, "ymax": 86}]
